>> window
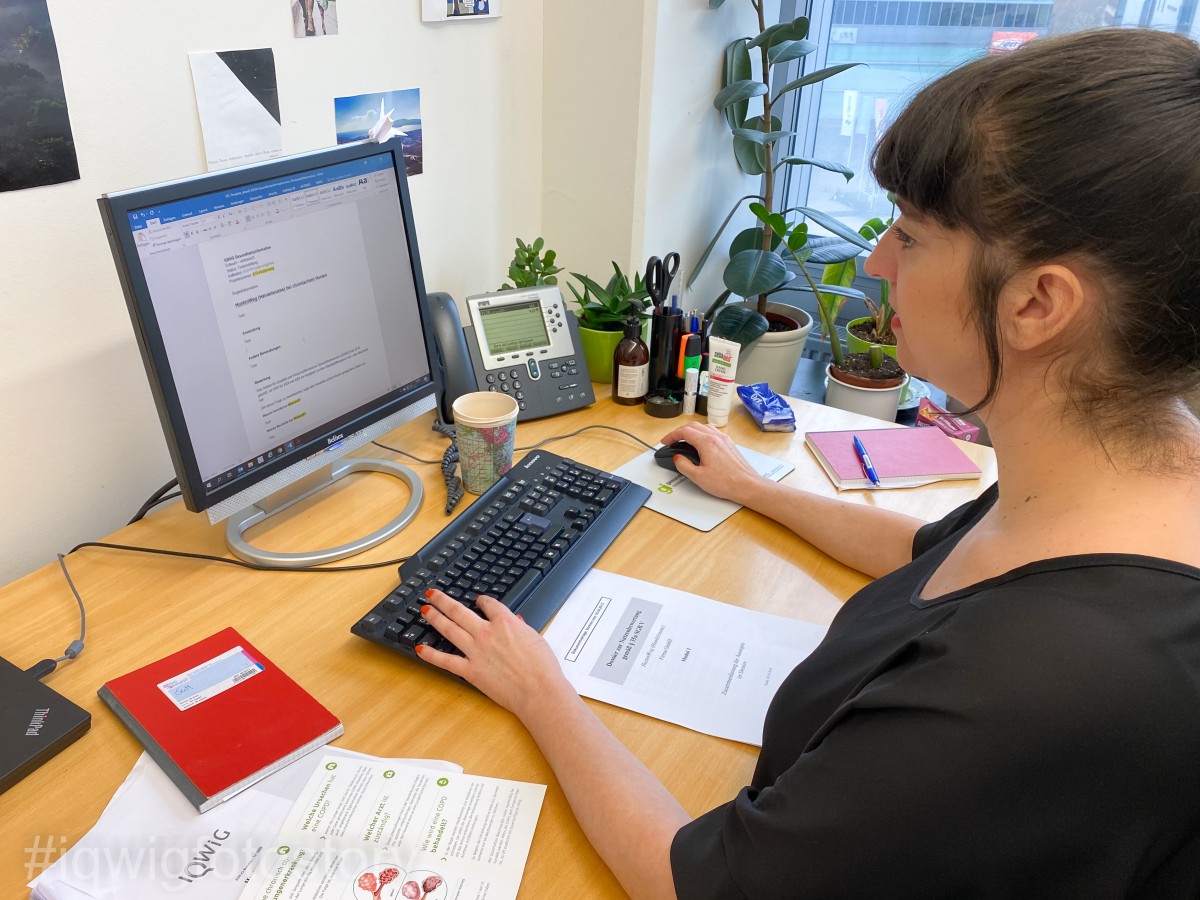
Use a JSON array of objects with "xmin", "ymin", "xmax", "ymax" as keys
[{"xmin": 772, "ymin": 0, "xmax": 1199, "ymax": 325}]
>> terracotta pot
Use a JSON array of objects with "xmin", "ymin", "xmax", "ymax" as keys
[
  {"xmin": 732, "ymin": 300, "xmax": 814, "ymax": 394},
  {"xmin": 824, "ymin": 364, "xmax": 909, "ymax": 421}
]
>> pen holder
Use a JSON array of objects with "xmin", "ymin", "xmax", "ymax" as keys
[{"xmin": 648, "ymin": 307, "xmax": 683, "ymax": 395}]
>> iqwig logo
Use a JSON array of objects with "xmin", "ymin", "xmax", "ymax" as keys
[
  {"xmin": 25, "ymin": 708, "xmax": 50, "ymax": 737},
  {"xmin": 657, "ymin": 484, "xmax": 673, "ymax": 494}
]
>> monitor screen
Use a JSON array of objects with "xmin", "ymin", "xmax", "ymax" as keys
[{"xmin": 99, "ymin": 141, "xmax": 438, "ymax": 528}]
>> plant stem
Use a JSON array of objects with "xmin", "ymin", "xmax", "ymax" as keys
[{"xmin": 755, "ymin": 0, "xmax": 773, "ymax": 317}]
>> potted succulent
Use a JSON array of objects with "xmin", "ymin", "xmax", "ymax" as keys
[
  {"xmin": 689, "ymin": 0, "xmax": 875, "ymax": 391},
  {"xmin": 499, "ymin": 236, "xmax": 561, "ymax": 290},
  {"xmin": 567, "ymin": 262, "xmax": 652, "ymax": 383},
  {"xmin": 819, "ymin": 214, "xmax": 898, "ymax": 359}
]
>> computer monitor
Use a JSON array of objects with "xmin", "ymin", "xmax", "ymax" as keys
[{"xmin": 98, "ymin": 140, "xmax": 441, "ymax": 567}]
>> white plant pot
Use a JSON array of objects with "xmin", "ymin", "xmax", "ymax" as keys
[
  {"xmin": 733, "ymin": 301, "xmax": 814, "ymax": 394},
  {"xmin": 824, "ymin": 365, "xmax": 909, "ymax": 422}
]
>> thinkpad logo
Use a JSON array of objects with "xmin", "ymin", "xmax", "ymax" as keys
[{"xmin": 26, "ymin": 708, "xmax": 50, "ymax": 737}]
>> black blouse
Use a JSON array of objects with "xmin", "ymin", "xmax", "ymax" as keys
[{"xmin": 671, "ymin": 484, "xmax": 1200, "ymax": 898}]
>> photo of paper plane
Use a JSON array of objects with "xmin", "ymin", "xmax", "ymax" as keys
[{"xmin": 334, "ymin": 88, "xmax": 422, "ymax": 176}]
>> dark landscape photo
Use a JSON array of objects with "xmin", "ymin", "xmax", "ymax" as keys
[{"xmin": 0, "ymin": 0, "xmax": 79, "ymax": 192}]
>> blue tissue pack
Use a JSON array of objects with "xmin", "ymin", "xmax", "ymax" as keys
[{"xmin": 737, "ymin": 382, "xmax": 796, "ymax": 432}]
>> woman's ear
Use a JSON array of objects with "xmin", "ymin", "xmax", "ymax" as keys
[{"xmin": 998, "ymin": 263, "xmax": 1089, "ymax": 353}]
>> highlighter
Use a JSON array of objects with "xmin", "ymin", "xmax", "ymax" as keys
[{"xmin": 682, "ymin": 334, "xmax": 701, "ymax": 376}]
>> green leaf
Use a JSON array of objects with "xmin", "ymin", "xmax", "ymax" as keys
[
  {"xmin": 783, "ymin": 206, "xmax": 875, "ymax": 253},
  {"xmin": 714, "ymin": 80, "xmax": 767, "ymax": 111},
  {"xmin": 786, "ymin": 223, "xmax": 809, "ymax": 252},
  {"xmin": 732, "ymin": 136, "xmax": 766, "ymax": 176},
  {"xmin": 731, "ymin": 128, "xmax": 796, "ymax": 145},
  {"xmin": 765, "ymin": 213, "xmax": 788, "ymax": 237},
  {"xmin": 711, "ymin": 304, "xmax": 771, "ymax": 348},
  {"xmin": 730, "ymin": 226, "xmax": 781, "ymax": 255},
  {"xmin": 820, "ymin": 258, "xmax": 857, "ymax": 291},
  {"xmin": 768, "ymin": 39, "xmax": 817, "ymax": 65},
  {"xmin": 708, "ymin": 0, "xmax": 726, "ymax": 8},
  {"xmin": 778, "ymin": 155, "xmax": 855, "ymax": 181},
  {"xmin": 723, "ymin": 249, "xmax": 792, "ymax": 298},
  {"xmin": 724, "ymin": 40, "xmax": 752, "ymax": 130},
  {"xmin": 779, "ymin": 15, "xmax": 811, "ymax": 41},
  {"xmin": 772, "ymin": 62, "xmax": 862, "ymax": 104},
  {"xmin": 745, "ymin": 22, "xmax": 788, "ymax": 50},
  {"xmin": 532, "ymin": 237, "xmax": 544, "ymax": 253},
  {"xmin": 806, "ymin": 235, "xmax": 865, "ymax": 265}
]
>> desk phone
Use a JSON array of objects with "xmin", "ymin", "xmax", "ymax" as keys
[{"xmin": 424, "ymin": 287, "xmax": 595, "ymax": 423}]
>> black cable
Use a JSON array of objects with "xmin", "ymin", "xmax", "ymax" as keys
[
  {"xmin": 516, "ymin": 424, "xmax": 658, "ymax": 453},
  {"xmin": 26, "ymin": 554, "xmax": 88, "ymax": 680},
  {"xmin": 68, "ymin": 540, "xmax": 411, "ymax": 572},
  {"xmin": 128, "ymin": 478, "xmax": 181, "ymax": 525}
]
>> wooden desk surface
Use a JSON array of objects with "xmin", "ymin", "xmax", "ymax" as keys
[{"xmin": 1, "ymin": 392, "xmax": 995, "ymax": 896}]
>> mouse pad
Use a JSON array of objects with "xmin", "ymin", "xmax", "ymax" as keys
[{"xmin": 613, "ymin": 444, "xmax": 794, "ymax": 531}]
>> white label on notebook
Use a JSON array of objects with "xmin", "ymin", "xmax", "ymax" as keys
[{"xmin": 156, "ymin": 646, "xmax": 264, "ymax": 711}]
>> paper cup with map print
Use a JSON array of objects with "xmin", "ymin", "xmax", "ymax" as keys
[{"xmin": 452, "ymin": 392, "xmax": 519, "ymax": 493}]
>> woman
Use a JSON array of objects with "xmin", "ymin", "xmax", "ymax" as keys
[{"xmin": 420, "ymin": 29, "xmax": 1200, "ymax": 898}]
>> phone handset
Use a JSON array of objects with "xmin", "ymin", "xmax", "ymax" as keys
[{"xmin": 422, "ymin": 291, "xmax": 478, "ymax": 424}]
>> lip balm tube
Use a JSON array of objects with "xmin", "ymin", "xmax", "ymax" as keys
[
  {"xmin": 683, "ymin": 366, "xmax": 699, "ymax": 415},
  {"xmin": 706, "ymin": 336, "xmax": 740, "ymax": 427}
]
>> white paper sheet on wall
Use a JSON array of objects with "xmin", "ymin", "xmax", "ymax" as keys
[{"xmin": 188, "ymin": 50, "xmax": 283, "ymax": 172}]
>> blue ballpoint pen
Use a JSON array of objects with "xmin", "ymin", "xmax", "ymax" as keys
[{"xmin": 852, "ymin": 435, "xmax": 881, "ymax": 487}]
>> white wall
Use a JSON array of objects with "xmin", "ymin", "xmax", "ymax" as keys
[{"xmin": 2, "ymin": 0, "xmax": 751, "ymax": 584}]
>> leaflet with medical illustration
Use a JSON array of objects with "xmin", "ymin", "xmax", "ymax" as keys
[
  {"xmin": 543, "ymin": 570, "xmax": 829, "ymax": 745},
  {"xmin": 236, "ymin": 754, "xmax": 545, "ymax": 900}
]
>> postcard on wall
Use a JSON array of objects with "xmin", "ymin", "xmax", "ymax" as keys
[
  {"xmin": 0, "ymin": 0, "xmax": 79, "ymax": 192},
  {"xmin": 422, "ymin": 0, "xmax": 503, "ymax": 22},
  {"xmin": 189, "ymin": 49, "xmax": 283, "ymax": 172},
  {"xmin": 334, "ymin": 88, "xmax": 423, "ymax": 176},
  {"xmin": 291, "ymin": 0, "xmax": 339, "ymax": 37}
]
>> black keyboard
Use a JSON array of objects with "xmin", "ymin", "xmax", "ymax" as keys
[{"xmin": 351, "ymin": 449, "xmax": 651, "ymax": 661}]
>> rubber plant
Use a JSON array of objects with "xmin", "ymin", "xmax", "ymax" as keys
[{"xmin": 689, "ymin": 0, "xmax": 875, "ymax": 348}]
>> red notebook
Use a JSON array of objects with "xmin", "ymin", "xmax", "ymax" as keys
[
  {"xmin": 98, "ymin": 627, "xmax": 342, "ymax": 812},
  {"xmin": 805, "ymin": 427, "xmax": 983, "ymax": 490}
]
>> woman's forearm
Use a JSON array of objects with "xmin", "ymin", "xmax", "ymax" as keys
[{"xmin": 734, "ymin": 478, "xmax": 924, "ymax": 578}]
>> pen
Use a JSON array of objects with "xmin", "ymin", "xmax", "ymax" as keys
[{"xmin": 852, "ymin": 434, "xmax": 881, "ymax": 487}]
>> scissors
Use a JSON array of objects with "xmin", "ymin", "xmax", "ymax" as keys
[{"xmin": 645, "ymin": 252, "xmax": 680, "ymax": 309}]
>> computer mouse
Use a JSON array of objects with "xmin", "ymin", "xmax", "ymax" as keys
[{"xmin": 654, "ymin": 440, "xmax": 702, "ymax": 472}]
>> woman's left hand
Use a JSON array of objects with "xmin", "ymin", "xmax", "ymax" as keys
[{"xmin": 416, "ymin": 590, "xmax": 570, "ymax": 718}]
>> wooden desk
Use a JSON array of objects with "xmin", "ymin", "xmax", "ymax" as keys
[{"xmin": 1, "ymin": 392, "xmax": 996, "ymax": 896}]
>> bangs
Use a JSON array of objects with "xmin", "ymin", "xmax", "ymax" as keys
[{"xmin": 870, "ymin": 58, "xmax": 1001, "ymax": 233}]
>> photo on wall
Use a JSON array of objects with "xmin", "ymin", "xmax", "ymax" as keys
[
  {"xmin": 421, "ymin": 0, "xmax": 503, "ymax": 22},
  {"xmin": 334, "ymin": 88, "xmax": 423, "ymax": 176},
  {"xmin": 189, "ymin": 49, "xmax": 283, "ymax": 172},
  {"xmin": 292, "ymin": 0, "xmax": 339, "ymax": 37},
  {"xmin": 0, "ymin": 0, "xmax": 79, "ymax": 192}
]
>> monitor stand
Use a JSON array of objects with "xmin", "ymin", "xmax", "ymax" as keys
[{"xmin": 225, "ymin": 458, "xmax": 423, "ymax": 568}]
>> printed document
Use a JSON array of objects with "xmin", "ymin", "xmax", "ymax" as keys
[
  {"xmin": 543, "ymin": 570, "xmax": 829, "ymax": 745},
  {"xmin": 236, "ymin": 754, "xmax": 544, "ymax": 900}
]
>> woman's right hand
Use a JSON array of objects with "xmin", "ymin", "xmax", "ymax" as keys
[{"xmin": 657, "ymin": 422, "xmax": 765, "ymax": 504}]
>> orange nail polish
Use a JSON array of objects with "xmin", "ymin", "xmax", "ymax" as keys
[
  {"xmin": 424, "ymin": 589, "xmax": 434, "ymax": 599},
  {"xmin": 414, "ymin": 645, "xmax": 424, "ymax": 655},
  {"xmin": 421, "ymin": 604, "xmax": 431, "ymax": 616}
]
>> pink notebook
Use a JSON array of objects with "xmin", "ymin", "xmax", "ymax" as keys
[{"xmin": 804, "ymin": 427, "xmax": 982, "ymax": 490}]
